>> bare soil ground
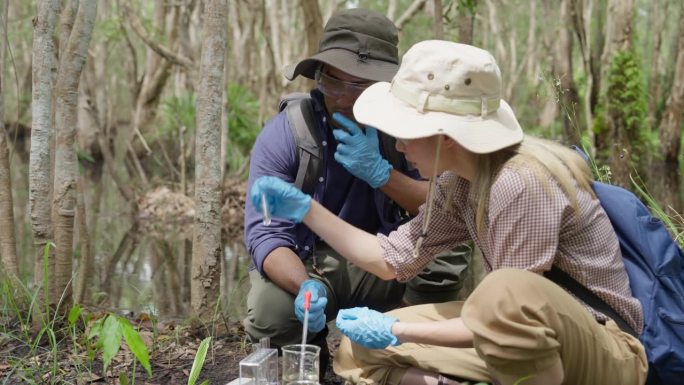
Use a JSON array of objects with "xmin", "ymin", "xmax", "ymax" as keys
[{"xmin": 0, "ymin": 313, "xmax": 345, "ymax": 385}]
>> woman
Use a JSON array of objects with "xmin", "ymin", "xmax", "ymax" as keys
[{"xmin": 250, "ymin": 41, "xmax": 647, "ymax": 385}]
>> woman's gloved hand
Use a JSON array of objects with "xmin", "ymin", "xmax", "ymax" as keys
[
  {"xmin": 295, "ymin": 279, "xmax": 328, "ymax": 332},
  {"xmin": 336, "ymin": 307, "xmax": 400, "ymax": 349},
  {"xmin": 250, "ymin": 176, "xmax": 312, "ymax": 223},
  {"xmin": 332, "ymin": 112, "xmax": 393, "ymax": 189}
]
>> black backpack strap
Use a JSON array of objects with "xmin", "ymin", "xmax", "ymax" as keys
[
  {"xmin": 283, "ymin": 97, "xmax": 324, "ymax": 195},
  {"xmin": 544, "ymin": 266, "xmax": 637, "ymax": 337}
]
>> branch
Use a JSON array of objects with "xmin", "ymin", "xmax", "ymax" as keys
[
  {"xmin": 396, "ymin": 0, "xmax": 427, "ymax": 31},
  {"xmin": 121, "ymin": 0, "xmax": 194, "ymax": 69}
]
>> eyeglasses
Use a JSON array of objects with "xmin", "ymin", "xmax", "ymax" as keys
[{"xmin": 315, "ymin": 69, "xmax": 374, "ymax": 99}]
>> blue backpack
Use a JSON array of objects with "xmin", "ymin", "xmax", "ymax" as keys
[{"xmin": 546, "ymin": 152, "xmax": 684, "ymax": 384}]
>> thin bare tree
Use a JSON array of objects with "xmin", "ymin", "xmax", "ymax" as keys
[
  {"xmin": 598, "ymin": 0, "xmax": 635, "ymax": 187},
  {"xmin": 300, "ymin": 0, "xmax": 322, "ymax": 59},
  {"xmin": 569, "ymin": 0, "xmax": 596, "ymax": 147},
  {"xmin": 653, "ymin": 1, "xmax": 684, "ymax": 214},
  {"xmin": 646, "ymin": 0, "xmax": 667, "ymax": 129},
  {"xmin": 432, "ymin": 0, "xmax": 444, "ymax": 39},
  {"xmin": 73, "ymin": 179, "xmax": 92, "ymax": 303},
  {"xmin": 191, "ymin": 0, "xmax": 227, "ymax": 318},
  {"xmin": 455, "ymin": 0, "xmax": 477, "ymax": 44},
  {"xmin": 554, "ymin": 0, "xmax": 582, "ymax": 145},
  {"xmin": 52, "ymin": 0, "xmax": 98, "ymax": 305},
  {"xmin": 0, "ymin": 0, "xmax": 18, "ymax": 279},
  {"xmin": 30, "ymin": 0, "xmax": 60, "ymax": 310}
]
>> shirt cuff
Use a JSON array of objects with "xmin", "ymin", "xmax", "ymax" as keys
[{"xmin": 378, "ymin": 233, "xmax": 412, "ymax": 283}]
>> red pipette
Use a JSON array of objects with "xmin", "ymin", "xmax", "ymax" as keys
[{"xmin": 300, "ymin": 291, "xmax": 312, "ymax": 380}]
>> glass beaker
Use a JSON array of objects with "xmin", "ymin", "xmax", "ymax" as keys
[
  {"xmin": 281, "ymin": 344, "xmax": 320, "ymax": 385},
  {"xmin": 239, "ymin": 346, "xmax": 278, "ymax": 385}
]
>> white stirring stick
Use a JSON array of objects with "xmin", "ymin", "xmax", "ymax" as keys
[
  {"xmin": 260, "ymin": 193, "xmax": 271, "ymax": 225},
  {"xmin": 300, "ymin": 291, "xmax": 311, "ymax": 380}
]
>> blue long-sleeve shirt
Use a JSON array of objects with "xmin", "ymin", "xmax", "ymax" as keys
[{"xmin": 244, "ymin": 91, "xmax": 409, "ymax": 277}]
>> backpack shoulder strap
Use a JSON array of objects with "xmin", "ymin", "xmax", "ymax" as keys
[
  {"xmin": 282, "ymin": 95, "xmax": 324, "ymax": 195},
  {"xmin": 544, "ymin": 266, "xmax": 637, "ymax": 337}
]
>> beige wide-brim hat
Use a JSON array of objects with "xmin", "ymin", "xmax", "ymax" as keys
[{"xmin": 354, "ymin": 40, "xmax": 523, "ymax": 154}]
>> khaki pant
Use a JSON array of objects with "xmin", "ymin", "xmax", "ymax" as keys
[
  {"xmin": 243, "ymin": 244, "xmax": 470, "ymax": 348},
  {"xmin": 334, "ymin": 269, "xmax": 648, "ymax": 385}
]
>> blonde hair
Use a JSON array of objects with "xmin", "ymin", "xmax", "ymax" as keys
[{"xmin": 453, "ymin": 135, "xmax": 595, "ymax": 235}]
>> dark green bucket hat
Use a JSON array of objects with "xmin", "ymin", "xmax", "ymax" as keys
[{"xmin": 283, "ymin": 8, "xmax": 399, "ymax": 82}]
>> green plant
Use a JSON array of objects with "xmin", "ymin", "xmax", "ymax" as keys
[
  {"xmin": 227, "ymin": 83, "xmax": 260, "ymax": 154},
  {"xmin": 594, "ymin": 50, "xmax": 651, "ymax": 166},
  {"xmin": 187, "ymin": 337, "xmax": 212, "ymax": 385},
  {"xmin": 88, "ymin": 314, "xmax": 152, "ymax": 381},
  {"xmin": 630, "ymin": 175, "xmax": 684, "ymax": 248},
  {"xmin": 0, "ymin": 243, "xmax": 67, "ymax": 384}
]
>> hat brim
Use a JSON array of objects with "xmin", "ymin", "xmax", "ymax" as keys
[
  {"xmin": 353, "ymin": 82, "xmax": 524, "ymax": 154},
  {"xmin": 283, "ymin": 49, "xmax": 399, "ymax": 82}
]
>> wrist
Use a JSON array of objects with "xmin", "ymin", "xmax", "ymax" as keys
[
  {"xmin": 370, "ymin": 159, "xmax": 393, "ymax": 188},
  {"xmin": 388, "ymin": 319, "xmax": 401, "ymax": 346},
  {"xmin": 294, "ymin": 194, "xmax": 313, "ymax": 222}
]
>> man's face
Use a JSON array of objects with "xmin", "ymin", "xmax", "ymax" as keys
[{"xmin": 316, "ymin": 65, "xmax": 374, "ymax": 126}]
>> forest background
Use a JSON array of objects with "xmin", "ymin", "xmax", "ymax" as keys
[{"xmin": 0, "ymin": 0, "xmax": 683, "ymax": 383}]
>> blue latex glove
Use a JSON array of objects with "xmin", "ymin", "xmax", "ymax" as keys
[
  {"xmin": 295, "ymin": 279, "xmax": 328, "ymax": 333},
  {"xmin": 250, "ymin": 176, "xmax": 312, "ymax": 223},
  {"xmin": 336, "ymin": 307, "xmax": 400, "ymax": 349},
  {"xmin": 332, "ymin": 112, "xmax": 393, "ymax": 188}
]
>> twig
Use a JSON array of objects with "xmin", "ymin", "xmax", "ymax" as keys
[
  {"xmin": 121, "ymin": 0, "xmax": 194, "ymax": 69},
  {"xmin": 396, "ymin": 0, "xmax": 427, "ymax": 30}
]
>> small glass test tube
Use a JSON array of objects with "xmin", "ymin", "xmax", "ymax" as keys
[{"xmin": 261, "ymin": 193, "xmax": 272, "ymax": 226}]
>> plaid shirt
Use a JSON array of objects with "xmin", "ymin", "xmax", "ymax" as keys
[{"xmin": 379, "ymin": 166, "xmax": 644, "ymax": 332}]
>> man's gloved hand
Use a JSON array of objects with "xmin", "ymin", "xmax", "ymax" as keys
[
  {"xmin": 335, "ymin": 307, "xmax": 400, "ymax": 349},
  {"xmin": 332, "ymin": 112, "xmax": 392, "ymax": 189},
  {"xmin": 250, "ymin": 176, "xmax": 312, "ymax": 223},
  {"xmin": 295, "ymin": 279, "xmax": 328, "ymax": 333}
]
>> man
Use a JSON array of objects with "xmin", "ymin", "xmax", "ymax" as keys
[{"xmin": 243, "ymin": 8, "xmax": 469, "ymax": 373}]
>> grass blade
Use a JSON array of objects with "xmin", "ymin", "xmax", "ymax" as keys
[{"xmin": 187, "ymin": 337, "xmax": 212, "ymax": 385}]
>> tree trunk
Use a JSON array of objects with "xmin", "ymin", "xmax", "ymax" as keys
[
  {"xmin": 30, "ymin": 0, "xmax": 60, "ymax": 313},
  {"xmin": 125, "ymin": 0, "xmax": 176, "ymax": 158},
  {"xmin": 653, "ymin": 1, "xmax": 684, "ymax": 213},
  {"xmin": 647, "ymin": 0, "xmax": 666, "ymax": 130},
  {"xmin": 597, "ymin": 0, "xmax": 634, "ymax": 186},
  {"xmin": 387, "ymin": 0, "xmax": 397, "ymax": 21},
  {"xmin": 600, "ymin": 0, "xmax": 633, "ymax": 91},
  {"xmin": 52, "ymin": 1, "xmax": 98, "ymax": 306},
  {"xmin": 102, "ymin": 224, "xmax": 139, "ymax": 304},
  {"xmin": 74, "ymin": 178, "xmax": 93, "ymax": 304},
  {"xmin": 300, "ymin": 0, "xmax": 322, "ymax": 58},
  {"xmin": 432, "ymin": 0, "xmax": 444, "ymax": 39},
  {"xmin": 191, "ymin": 0, "xmax": 227, "ymax": 318},
  {"xmin": 150, "ymin": 243, "xmax": 171, "ymax": 315},
  {"xmin": 159, "ymin": 240, "xmax": 183, "ymax": 315},
  {"xmin": 484, "ymin": 0, "xmax": 506, "ymax": 64},
  {"xmin": 457, "ymin": 5, "xmax": 475, "ymax": 45},
  {"xmin": 569, "ymin": 0, "xmax": 596, "ymax": 149},
  {"xmin": 555, "ymin": 0, "xmax": 582, "ymax": 145},
  {"xmin": 0, "ymin": 0, "xmax": 18, "ymax": 279}
]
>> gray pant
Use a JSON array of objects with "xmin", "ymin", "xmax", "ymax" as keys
[{"xmin": 243, "ymin": 243, "xmax": 471, "ymax": 348}]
